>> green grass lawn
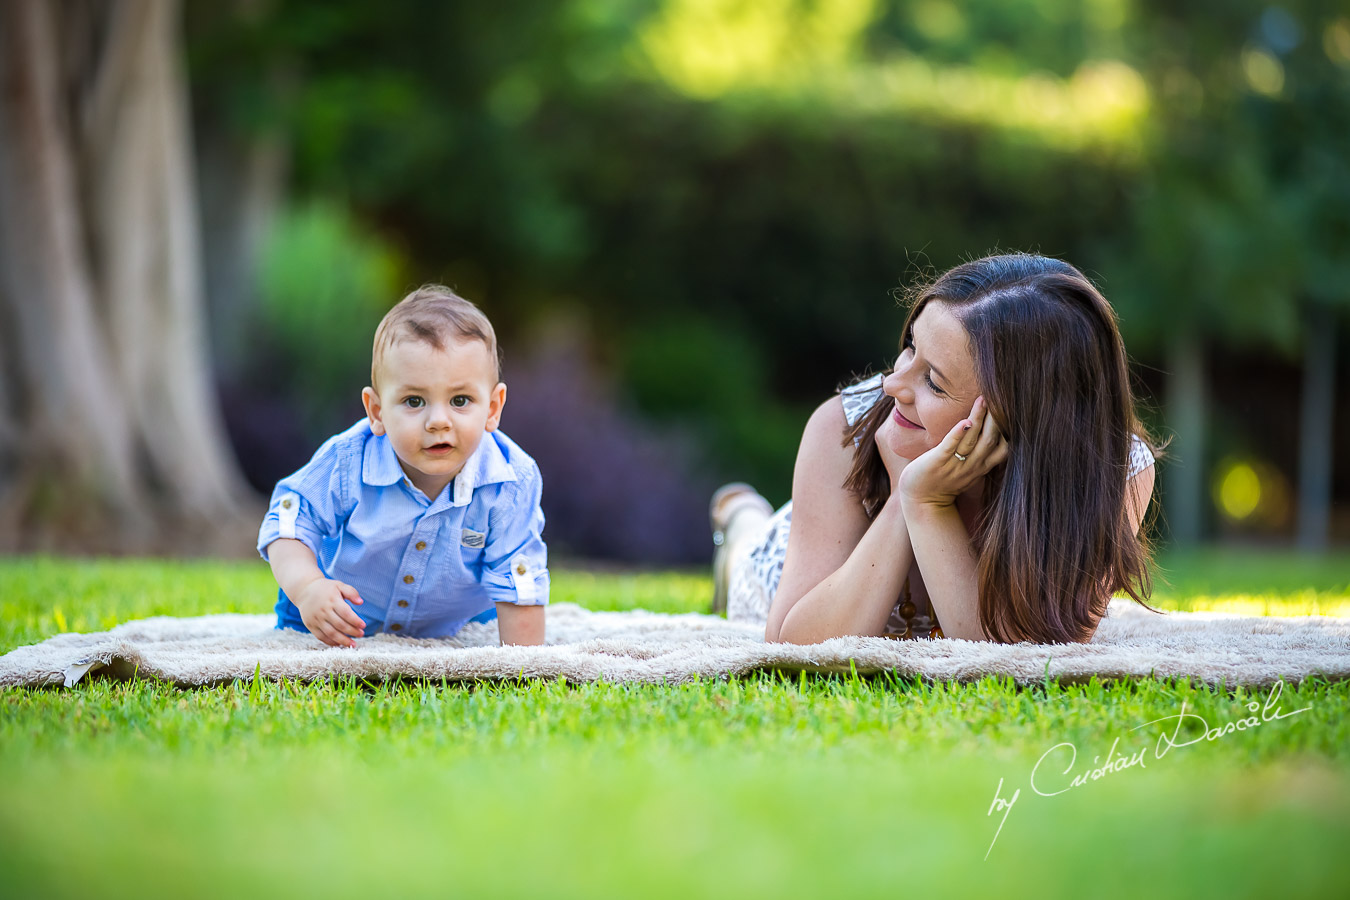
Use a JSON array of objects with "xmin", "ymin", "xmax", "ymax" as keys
[{"xmin": 2, "ymin": 550, "xmax": 1348, "ymax": 899}]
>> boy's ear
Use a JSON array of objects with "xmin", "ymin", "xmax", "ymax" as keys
[
  {"xmin": 484, "ymin": 382, "xmax": 507, "ymax": 433},
  {"xmin": 361, "ymin": 387, "xmax": 386, "ymax": 435}
]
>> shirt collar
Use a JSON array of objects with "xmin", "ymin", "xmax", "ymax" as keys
[
  {"xmin": 362, "ymin": 429, "xmax": 406, "ymax": 487},
  {"xmin": 362, "ymin": 427, "xmax": 517, "ymax": 505},
  {"xmin": 450, "ymin": 432, "xmax": 517, "ymax": 507}
]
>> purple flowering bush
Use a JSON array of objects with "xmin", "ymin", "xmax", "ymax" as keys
[{"xmin": 502, "ymin": 336, "xmax": 715, "ymax": 565}]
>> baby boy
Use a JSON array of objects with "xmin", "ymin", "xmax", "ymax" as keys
[{"xmin": 258, "ymin": 286, "xmax": 548, "ymax": 646}]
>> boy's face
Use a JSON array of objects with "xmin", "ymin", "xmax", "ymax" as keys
[{"xmin": 362, "ymin": 336, "xmax": 505, "ymax": 501}]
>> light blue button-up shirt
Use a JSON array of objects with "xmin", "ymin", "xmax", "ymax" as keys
[{"xmin": 258, "ymin": 419, "xmax": 549, "ymax": 638}]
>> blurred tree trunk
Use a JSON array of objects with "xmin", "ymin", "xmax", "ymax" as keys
[
  {"xmin": 193, "ymin": 0, "xmax": 289, "ymax": 384},
  {"xmin": 0, "ymin": 0, "xmax": 255, "ymax": 553},
  {"xmin": 1164, "ymin": 331, "xmax": 1207, "ymax": 546},
  {"xmin": 198, "ymin": 128, "xmax": 286, "ymax": 383},
  {"xmin": 1297, "ymin": 305, "xmax": 1336, "ymax": 551}
]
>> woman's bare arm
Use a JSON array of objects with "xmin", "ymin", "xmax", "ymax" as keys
[
  {"xmin": 896, "ymin": 502, "xmax": 986, "ymax": 640},
  {"xmin": 896, "ymin": 397, "xmax": 1006, "ymax": 641},
  {"xmin": 905, "ymin": 419, "xmax": 1156, "ymax": 644},
  {"xmin": 767, "ymin": 398, "xmax": 914, "ymax": 644},
  {"xmin": 1126, "ymin": 463, "xmax": 1155, "ymax": 536}
]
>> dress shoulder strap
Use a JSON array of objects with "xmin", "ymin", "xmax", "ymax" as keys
[
  {"xmin": 1128, "ymin": 434, "xmax": 1155, "ymax": 480},
  {"xmin": 839, "ymin": 373, "xmax": 886, "ymax": 429}
]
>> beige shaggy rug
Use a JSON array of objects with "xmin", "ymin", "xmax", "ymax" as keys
[{"xmin": 2, "ymin": 600, "xmax": 1348, "ymax": 689}]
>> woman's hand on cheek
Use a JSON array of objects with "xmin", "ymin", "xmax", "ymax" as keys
[{"xmin": 898, "ymin": 396, "xmax": 1009, "ymax": 508}]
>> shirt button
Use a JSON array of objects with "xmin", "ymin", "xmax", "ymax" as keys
[
  {"xmin": 403, "ymin": 574, "xmax": 414, "ymax": 584},
  {"xmin": 397, "ymin": 600, "xmax": 409, "ymax": 608},
  {"xmin": 515, "ymin": 562, "xmax": 527, "ymax": 576},
  {"xmin": 281, "ymin": 499, "xmax": 292, "ymax": 509},
  {"xmin": 390, "ymin": 623, "xmax": 403, "ymax": 632},
  {"xmin": 415, "ymin": 541, "xmax": 427, "ymax": 551}
]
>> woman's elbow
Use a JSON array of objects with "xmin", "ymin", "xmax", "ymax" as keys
[
  {"xmin": 767, "ymin": 614, "xmax": 803, "ymax": 645},
  {"xmin": 769, "ymin": 605, "xmax": 821, "ymax": 645}
]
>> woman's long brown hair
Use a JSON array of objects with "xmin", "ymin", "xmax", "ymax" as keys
[{"xmin": 843, "ymin": 253, "xmax": 1162, "ymax": 643}]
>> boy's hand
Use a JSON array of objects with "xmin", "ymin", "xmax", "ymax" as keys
[{"xmin": 294, "ymin": 578, "xmax": 366, "ymax": 648}]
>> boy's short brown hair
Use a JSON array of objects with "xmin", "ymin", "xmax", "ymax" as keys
[{"xmin": 371, "ymin": 285, "xmax": 500, "ymax": 388}]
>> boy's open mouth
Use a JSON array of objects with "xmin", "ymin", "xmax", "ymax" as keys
[{"xmin": 426, "ymin": 442, "xmax": 454, "ymax": 453}]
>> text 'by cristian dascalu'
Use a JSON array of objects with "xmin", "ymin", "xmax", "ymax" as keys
[{"xmin": 983, "ymin": 680, "xmax": 1312, "ymax": 859}]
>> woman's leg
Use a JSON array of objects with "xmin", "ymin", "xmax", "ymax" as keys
[{"xmin": 710, "ymin": 483, "xmax": 773, "ymax": 615}]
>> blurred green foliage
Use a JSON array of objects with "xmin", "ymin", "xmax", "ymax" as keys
[
  {"xmin": 618, "ymin": 316, "xmax": 814, "ymax": 499},
  {"xmin": 1109, "ymin": 0, "xmax": 1350, "ymax": 355},
  {"xmin": 256, "ymin": 202, "xmax": 403, "ymax": 433},
  {"xmin": 188, "ymin": 0, "xmax": 1350, "ymax": 506}
]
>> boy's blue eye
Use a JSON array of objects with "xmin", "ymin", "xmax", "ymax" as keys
[
  {"xmin": 451, "ymin": 395, "xmax": 471, "ymax": 408},
  {"xmin": 404, "ymin": 396, "xmax": 425, "ymax": 408}
]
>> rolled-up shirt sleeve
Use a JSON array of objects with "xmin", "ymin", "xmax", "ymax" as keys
[
  {"xmin": 257, "ymin": 434, "xmax": 351, "ymax": 562},
  {"xmin": 481, "ymin": 463, "xmax": 550, "ymax": 607}
]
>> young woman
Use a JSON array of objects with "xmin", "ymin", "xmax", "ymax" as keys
[{"xmin": 712, "ymin": 253, "xmax": 1161, "ymax": 645}]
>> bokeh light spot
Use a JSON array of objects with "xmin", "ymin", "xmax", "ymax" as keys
[
  {"xmin": 1215, "ymin": 460, "xmax": 1262, "ymax": 521},
  {"xmin": 1326, "ymin": 19, "xmax": 1350, "ymax": 66},
  {"xmin": 1242, "ymin": 47, "xmax": 1285, "ymax": 96},
  {"xmin": 912, "ymin": 1, "xmax": 966, "ymax": 43}
]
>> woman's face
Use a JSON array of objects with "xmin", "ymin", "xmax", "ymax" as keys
[{"xmin": 878, "ymin": 301, "xmax": 981, "ymax": 460}]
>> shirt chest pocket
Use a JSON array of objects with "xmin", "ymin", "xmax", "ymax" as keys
[{"xmin": 457, "ymin": 526, "xmax": 488, "ymax": 575}]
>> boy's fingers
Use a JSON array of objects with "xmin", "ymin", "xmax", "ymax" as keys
[
  {"xmin": 326, "ymin": 607, "xmax": 363, "ymax": 637},
  {"xmin": 338, "ymin": 606, "xmax": 366, "ymax": 633},
  {"xmin": 335, "ymin": 581, "xmax": 363, "ymax": 605},
  {"xmin": 323, "ymin": 624, "xmax": 355, "ymax": 648},
  {"xmin": 312, "ymin": 616, "xmax": 339, "ymax": 643},
  {"xmin": 336, "ymin": 615, "xmax": 365, "ymax": 638}
]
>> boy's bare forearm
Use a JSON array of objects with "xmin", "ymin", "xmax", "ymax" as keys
[
  {"xmin": 266, "ymin": 538, "xmax": 327, "ymax": 597},
  {"xmin": 777, "ymin": 496, "xmax": 913, "ymax": 643},
  {"xmin": 496, "ymin": 602, "xmax": 545, "ymax": 646}
]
